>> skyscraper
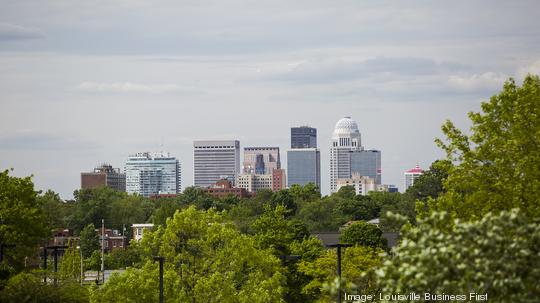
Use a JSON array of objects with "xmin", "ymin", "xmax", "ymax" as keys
[
  {"xmin": 291, "ymin": 126, "xmax": 317, "ymax": 149},
  {"xmin": 193, "ymin": 140, "xmax": 240, "ymax": 187},
  {"xmin": 81, "ymin": 163, "xmax": 126, "ymax": 191},
  {"xmin": 287, "ymin": 126, "xmax": 320, "ymax": 189},
  {"xmin": 404, "ymin": 164, "xmax": 424, "ymax": 190},
  {"xmin": 125, "ymin": 152, "xmax": 181, "ymax": 197},
  {"xmin": 242, "ymin": 147, "xmax": 281, "ymax": 175},
  {"xmin": 330, "ymin": 117, "xmax": 382, "ymax": 192},
  {"xmin": 287, "ymin": 148, "xmax": 321, "ymax": 188}
]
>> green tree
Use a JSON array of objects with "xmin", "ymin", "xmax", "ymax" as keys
[
  {"xmin": 58, "ymin": 240, "xmax": 81, "ymax": 281},
  {"xmin": 0, "ymin": 169, "xmax": 48, "ymax": 271},
  {"xmin": 0, "ymin": 271, "xmax": 88, "ymax": 303},
  {"xmin": 426, "ymin": 75, "xmax": 540, "ymax": 221},
  {"xmin": 298, "ymin": 246, "xmax": 384, "ymax": 302},
  {"xmin": 79, "ymin": 223, "xmax": 99, "ymax": 258},
  {"xmin": 38, "ymin": 190, "xmax": 70, "ymax": 232},
  {"xmin": 376, "ymin": 209, "xmax": 540, "ymax": 302},
  {"xmin": 340, "ymin": 221, "xmax": 387, "ymax": 249},
  {"xmin": 93, "ymin": 206, "xmax": 285, "ymax": 302}
]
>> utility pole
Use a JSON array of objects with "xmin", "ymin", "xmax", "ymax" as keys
[
  {"xmin": 101, "ymin": 219, "xmax": 105, "ymax": 284},
  {"xmin": 327, "ymin": 244, "xmax": 352, "ymax": 303},
  {"xmin": 153, "ymin": 256, "xmax": 165, "ymax": 303}
]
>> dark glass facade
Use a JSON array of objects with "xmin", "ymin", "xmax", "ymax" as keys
[{"xmin": 291, "ymin": 127, "xmax": 317, "ymax": 149}]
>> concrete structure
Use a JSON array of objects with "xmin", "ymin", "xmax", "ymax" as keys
[
  {"xmin": 287, "ymin": 148, "xmax": 321, "ymax": 188},
  {"xmin": 271, "ymin": 169, "xmax": 286, "ymax": 191},
  {"xmin": 291, "ymin": 126, "xmax": 317, "ymax": 149},
  {"xmin": 125, "ymin": 152, "xmax": 181, "ymax": 197},
  {"xmin": 132, "ymin": 223, "xmax": 154, "ymax": 242},
  {"xmin": 330, "ymin": 117, "xmax": 381, "ymax": 192},
  {"xmin": 242, "ymin": 147, "xmax": 280, "ymax": 175},
  {"xmin": 404, "ymin": 164, "xmax": 424, "ymax": 190},
  {"xmin": 81, "ymin": 164, "xmax": 126, "ymax": 191},
  {"xmin": 205, "ymin": 179, "xmax": 249, "ymax": 198},
  {"xmin": 236, "ymin": 169, "xmax": 285, "ymax": 193},
  {"xmin": 336, "ymin": 173, "xmax": 377, "ymax": 196},
  {"xmin": 193, "ymin": 140, "xmax": 240, "ymax": 187}
]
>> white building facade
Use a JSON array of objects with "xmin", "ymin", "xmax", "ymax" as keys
[
  {"xmin": 404, "ymin": 164, "xmax": 424, "ymax": 190},
  {"xmin": 336, "ymin": 173, "xmax": 377, "ymax": 196},
  {"xmin": 193, "ymin": 140, "xmax": 240, "ymax": 187},
  {"xmin": 125, "ymin": 152, "xmax": 181, "ymax": 197}
]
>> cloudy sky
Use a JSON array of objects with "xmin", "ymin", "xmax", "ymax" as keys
[{"xmin": 1, "ymin": 0, "xmax": 539, "ymax": 199}]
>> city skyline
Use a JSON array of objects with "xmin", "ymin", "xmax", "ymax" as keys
[{"xmin": 1, "ymin": 1, "xmax": 539, "ymax": 199}]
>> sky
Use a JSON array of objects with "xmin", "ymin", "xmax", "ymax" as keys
[{"xmin": 1, "ymin": 0, "xmax": 539, "ymax": 199}]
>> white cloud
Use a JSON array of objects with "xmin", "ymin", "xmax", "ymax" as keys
[
  {"xmin": 76, "ymin": 81, "xmax": 185, "ymax": 94},
  {"xmin": 517, "ymin": 60, "xmax": 540, "ymax": 79},
  {"xmin": 447, "ymin": 72, "xmax": 508, "ymax": 93},
  {"xmin": 0, "ymin": 23, "xmax": 43, "ymax": 40}
]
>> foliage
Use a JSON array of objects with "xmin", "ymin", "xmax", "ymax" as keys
[
  {"xmin": 105, "ymin": 246, "xmax": 144, "ymax": 269},
  {"xmin": 79, "ymin": 224, "xmax": 99, "ymax": 259},
  {"xmin": 38, "ymin": 190, "xmax": 71, "ymax": 232},
  {"xmin": 376, "ymin": 209, "xmax": 540, "ymax": 302},
  {"xmin": 427, "ymin": 75, "xmax": 540, "ymax": 221},
  {"xmin": 58, "ymin": 240, "xmax": 82, "ymax": 281},
  {"xmin": 0, "ymin": 169, "xmax": 48, "ymax": 271},
  {"xmin": 93, "ymin": 206, "xmax": 286, "ymax": 302},
  {"xmin": 298, "ymin": 246, "xmax": 384, "ymax": 302},
  {"xmin": 0, "ymin": 271, "xmax": 88, "ymax": 303},
  {"xmin": 340, "ymin": 221, "xmax": 387, "ymax": 249}
]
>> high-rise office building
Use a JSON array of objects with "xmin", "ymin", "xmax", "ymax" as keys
[
  {"xmin": 291, "ymin": 126, "xmax": 317, "ymax": 149},
  {"xmin": 125, "ymin": 152, "xmax": 181, "ymax": 197},
  {"xmin": 404, "ymin": 164, "xmax": 424, "ymax": 190},
  {"xmin": 330, "ymin": 117, "xmax": 382, "ymax": 192},
  {"xmin": 242, "ymin": 147, "xmax": 280, "ymax": 175},
  {"xmin": 287, "ymin": 148, "xmax": 321, "ymax": 188},
  {"xmin": 193, "ymin": 140, "xmax": 240, "ymax": 187},
  {"xmin": 81, "ymin": 164, "xmax": 126, "ymax": 191}
]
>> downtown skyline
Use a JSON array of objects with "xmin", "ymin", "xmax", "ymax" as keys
[{"xmin": 1, "ymin": 1, "xmax": 540, "ymax": 199}]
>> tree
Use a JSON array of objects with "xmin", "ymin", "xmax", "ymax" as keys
[
  {"xmin": 340, "ymin": 221, "xmax": 387, "ymax": 249},
  {"xmin": 298, "ymin": 245, "xmax": 384, "ymax": 302},
  {"xmin": 376, "ymin": 209, "xmax": 540, "ymax": 302},
  {"xmin": 38, "ymin": 190, "xmax": 70, "ymax": 232},
  {"xmin": 79, "ymin": 224, "xmax": 99, "ymax": 259},
  {"xmin": 0, "ymin": 169, "xmax": 48, "ymax": 271},
  {"xmin": 426, "ymin": 75, "xmax": 540, "ymax": 221},
  {"xmin": 58, "ymin": 240, "xmax": 81, "ymax": 281},
  {"xmin": 93, "ymin": 206, "xmax": 286, "ymax": 302}
]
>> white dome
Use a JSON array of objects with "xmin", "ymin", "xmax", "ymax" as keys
[{"xmin": 334, "ymin": 117, "xmax": 359, "ymax": 134}]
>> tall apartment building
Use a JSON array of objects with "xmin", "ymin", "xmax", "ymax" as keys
[
  {"xmin": 125, "ymin": 152, "xmax": 181, "ymax": 197},
  {"xmin": 291, "ymin": 126, "xmax": 317, "ymax": 149},
  {"xmin": 330, "ymin": 117, "xmax": 382, "ymax": 192},
  {"xmin": 81, "ymin": 164, "xmax": 126, "ymax": 191},
  {"xmin": 242, "ymin": 147, "xmax": 280, "ymax": 175},
  {"xmin": 193, "ymin": 140, "xmax": 240, "ymax": 187},
  {"xmin": 404, "ymin": 164, "xmax": 424, "ymax": 190}
]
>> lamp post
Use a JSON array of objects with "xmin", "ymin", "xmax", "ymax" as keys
[
  {"xmin": 153, "ymin": 256, "xmax": 165, "ymax": 303},
  {"xmin": 327, "ymin": 244, "xmax": 352, "ymax": 303},
  {"xmin": 77, "ymin": 245, "xmax": 84, "ymax": 285}
]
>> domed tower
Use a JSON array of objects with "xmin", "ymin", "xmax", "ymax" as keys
[{"xmin": 330, "ymin": 117, "xmax": 364, "ymax": 192}]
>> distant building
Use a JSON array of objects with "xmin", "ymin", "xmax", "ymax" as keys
[
  {"xmin": 336, "ymin": 173, "xmax": 377, "ymax": 196},
  {"xmin": 376, "ymin": 184, "xmax": 399, "ymax": 193},
  {"xmin": 96, "ymin": 227, "xmax": 127, "ymax": 252},
  {"xmin": 132, "ymin": 224, "xmax": 154, "ymax": 242},
  {"xmin": 272, "ymin": 169, "xmax": 286, "ymax": 191},
  {"xmin": 125, "ymin": 152, "xmax": 181, "ymax": 197},
  {"xmin": 81, "ymin": 164, "xmax": 126, "ymax": 191},
  {"xmin": 330, "ymin": 117, "xmax": 381, "ymax": 192},
  {"xmin": 404, "ymin": 164, "xmax": 424, "ymax": 190},
  {"xmin": 205, "ymin": 179, "xmax": 249, "ymax": 198},
  {"xmin": 291, "ymin": 126, "xmax": 317, "ymax": 149},
  {"xmin": 350, "ymin": 150, "xmax": 381, "ymax": 184},
  {"xmin": 193, "ymin": 140, "xmax": 240, "ymax": 187},
  {"xmin": 287, "ymin": 148, "xmax": 321, "ymax": 188},
  {"xmin": 242, "ymin": 147, "xmax": 280, "ymax": 175}
]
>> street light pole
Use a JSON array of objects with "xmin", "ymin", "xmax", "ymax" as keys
[
  {"xmin": 153, "ymin": 256, "xmax": 165, "ymax": 303},
  {"xmin": 77, "ymin": 245, "xmax": 84, "ymax": 285},
  {"xmin": 327, "ymin": 244, "xmax": 352, "ymax": 303},
  {"xmin": 101, "ymin": 219, "xmax": 105, "ymax": 284}
]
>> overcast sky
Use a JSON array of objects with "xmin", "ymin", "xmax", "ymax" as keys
[{"xmin": 1, "ymin": 0, "xmax": 539, "ymax": 199}]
